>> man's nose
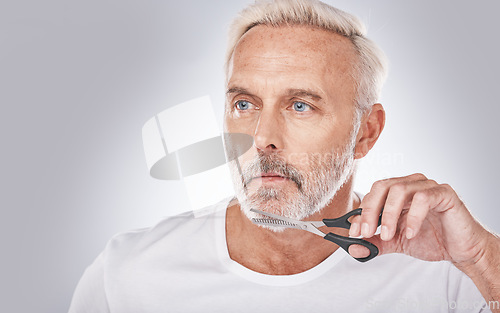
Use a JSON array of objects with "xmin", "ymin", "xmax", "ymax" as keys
[{"xmin": 253, "ymin": 108, "xmax": 284, "ymax": 152}]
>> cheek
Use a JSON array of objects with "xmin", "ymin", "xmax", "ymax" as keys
[
  {"xmin": 223, "ymin": 115, "xmax": 258, "ymax": 162},
  {"xmin": 224, "ymin": 113, "xmax": 255, "ymax": 133},
  {"xmin": 283, "ymin": 114, "xmax": 348, "ymax": 154}
]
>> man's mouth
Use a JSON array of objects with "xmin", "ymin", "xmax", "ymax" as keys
[
  {"xmin": 251, "ymin": 172, "xmax": 290, "ymax": 183},
  {"xmin": 260, "ymin": 172, "xmax": 285, "ymax": 178},
  {"xmin": 240, "ymin": 161, "xmax": 304, "ymax": 191}
]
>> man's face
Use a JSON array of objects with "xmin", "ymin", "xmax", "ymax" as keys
[{"xmin": 224, "ymin": 25, "xmax": 360, "ymax": 223}]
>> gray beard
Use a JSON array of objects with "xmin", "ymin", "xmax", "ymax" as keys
[{"xmin": 227, "ymin": 132, "xmax": 357, "ymax": 232}]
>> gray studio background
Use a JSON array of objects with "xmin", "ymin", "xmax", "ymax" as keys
[{"xmin": 1, "ymin": 0, "xmax": 499, "ymax": 312}]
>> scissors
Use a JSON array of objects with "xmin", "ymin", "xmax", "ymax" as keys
[{"xmin": 250, "ymin": 208, "xmax": 382, "ymax": 262}]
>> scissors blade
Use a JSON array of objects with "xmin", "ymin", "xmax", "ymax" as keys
[
  {"xmin": 250, "ymin": 209, "xmax": 325, "ymax": 227},
  {"xmin": 250, "ymin": 209, "xmax": 299, "ymax": 223},
  {"xmin": 251, "ymin": 217, "xmax": 303, "ymax": 229},
  {"xmin": 249, "ymin": 209, "xmax": 325, "ymax": 236},
  {"xmin": 250, "ymin": 209, "xmax": 301, "ymax": 229}
]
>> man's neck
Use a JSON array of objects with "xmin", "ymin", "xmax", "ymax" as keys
[{"xmin": 225, "ymin": 179, "xmax": 359, "ymax": 275}]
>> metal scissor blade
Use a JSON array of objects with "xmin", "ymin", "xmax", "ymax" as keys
[
  {"xmin": 250, "ymin": 209, "xmax": 301, "ymax": 229},
  {"xmin": 251, "ymin": 217, "xmax": 302, "ymax": 229},
  {"xmin": 250, "ymin": 209, "xmax": 325, "ymax": 227},
  {"xmin": 250, "ymin": 209, "xmax": 300, "ymax": 224},
  {"xmin": 250, "ymin": 209, "xmax": 325, "ymax": 236}
]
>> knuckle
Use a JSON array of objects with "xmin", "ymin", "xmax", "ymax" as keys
[
  {"xmin": 390, "ymin": 182, "xmax": 407, "ymax": 194},
  {"xmin": 427, "ymin": 179, "xmax": 438, "ymax": 186},
  {"xmin": 360, "ymin": 205, "xmax": 374, "ymax": 213},
  {"xmin": 413, "ymin": 190, "xmax": 430, "ymax": 203},
  {"xmin": 411, "ymin": 173, "xmax": 427, "ymax": 180},
  {"xmin": 436, "ymin": 184, "xmax": 457, "ymax": 200},
  {"xmin": 371, "ymin": 180, "xmax": 388, "ymax": 191},
  {"xmin": 440, "ymin": 183, "xmax": 453, "ymax": 191}
]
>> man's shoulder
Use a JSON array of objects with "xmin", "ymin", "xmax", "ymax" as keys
[
  {"xmin": 102, "ymin": 197, "xmax": 231, "ymax": 263},
  {"xmin": 105, "ymin": 210, "xmax": 194, "ymax": 254}
]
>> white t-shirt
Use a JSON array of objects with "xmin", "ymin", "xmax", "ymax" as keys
[{"xmin": 69, "ymin": 196, "xmax": 491, "ymax": 313}]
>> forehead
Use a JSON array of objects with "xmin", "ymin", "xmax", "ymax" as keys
[{"xmin": 228, "ymin": 24, "xmax": 358, "ymax": 98}]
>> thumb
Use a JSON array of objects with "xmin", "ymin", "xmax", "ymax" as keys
[{"xmin": 348, "ymin": 235, "xmax": 399, "ymax": 258}]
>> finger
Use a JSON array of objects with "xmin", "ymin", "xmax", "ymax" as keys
[
  {"xmin": 348, "ymin": 243, "xmax": 370, "ymax": 258},
  {"xmin": 356, "ymin": 180, "xmax": 390, "ymax": 238},
  {"xmin": 353, "ymin": 235, "xmax": 400, "ymax": 257},
  {"xmin": 381, "ymin": 179, "xmax": 438, "ymax": 241},
  {"xmin": 405, "ymin": 185, "xmax": 446, "ymax": 239},
  {"xmin": 358, "ymin": 173, "xmax": 427, "ymax": 238},
  {"xmin": 348, "ymin": 215, "xmax": 362, "ymax": 237}
]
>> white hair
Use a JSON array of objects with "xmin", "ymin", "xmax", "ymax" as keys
[{"xmin": 225, "ymin": 0, "xmax": 388, "ymax": 114}]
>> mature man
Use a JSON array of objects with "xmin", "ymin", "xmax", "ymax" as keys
[{"xmin": 69, "ymin": 0, "xmax": 500, "ymax": 312}]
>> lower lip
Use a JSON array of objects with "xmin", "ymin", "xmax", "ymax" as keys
[{"xmin": 256, "ymin": 176, "xmax": 289, "ymax": 183}]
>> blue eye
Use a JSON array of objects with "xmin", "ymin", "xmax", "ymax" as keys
[
  {"xmin": 235, "ymin": 100, "xmax": 251, "ymax": 110},
  {"xmin": 293, "ymin": 101, "xmax": 310, "ymax": 112}
]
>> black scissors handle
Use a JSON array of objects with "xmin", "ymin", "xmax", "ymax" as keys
[
  {"xmin": 323, "ymin": 233, "xmax": 379, "ymax": 262},
  {"xmin": 322, "ymin": 208, "xmax": 382, "ymax": 229},
  {"xmin": 322, "ymin": 208, "xmax": 383, "ymax": 262}
]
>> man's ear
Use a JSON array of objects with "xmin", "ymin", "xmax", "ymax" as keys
[{"xmin": 354, "ymin": 103, "xmax": 385, "ymax": 159}]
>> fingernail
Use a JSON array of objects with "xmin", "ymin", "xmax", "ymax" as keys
[
  {"xmin": 381, "ymin": 225, "xmax": 389, "ymax": 241},
  {"xmin": 406, "ymin": 227, "xmax": 414, "ymax": 239},
  {"xmin": 361, "ymin": 223, "xmax": 370, "ymax": 237},
  {"xmin": 350, "ymin": 222, "xmax": 359, "ymax": 236}
]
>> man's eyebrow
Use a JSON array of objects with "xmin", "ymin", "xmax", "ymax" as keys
[
  {"xmin": 286, "ymin": 89, "xmax": 323, "ymax": 101},
  {"xmin": 226, "ymin": 87, "xmax": 322, "ymax": 101},
  {"xmin": 226, "ymin": 87, "xmax": 252, "ymax": 96}
]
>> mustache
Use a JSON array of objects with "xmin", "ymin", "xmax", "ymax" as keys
[{"xmin": 240, "ymin": 152, "xmax": 303, "ymax": 191}]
